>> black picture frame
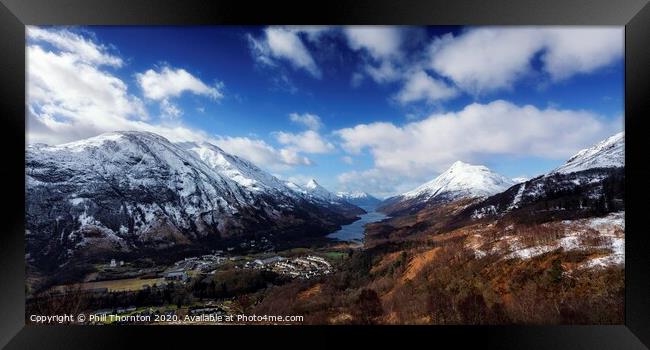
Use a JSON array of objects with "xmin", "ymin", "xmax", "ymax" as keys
[{"xmin": 1, "ymin": 0, "xmax": 649, "ymax": 348}]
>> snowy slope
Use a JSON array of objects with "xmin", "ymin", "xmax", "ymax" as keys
[
  {"xmin": 402, "ymin": 161, "xmax": 515, "ymax": 201},
  {"xmin": 553, "ymin": 132, "xmax": 624, "ymax": 175},
  {"xmin": 25, "ymin": 131, "xmax": 359, "ymax": 269},
  {"xmin": 27, "ymin": 132, "xmax": 274, "ymax": 240},
  {"xmin": 292, "ymin": 179, "xmax": 366, "ymax": 215},
  {"xmin": 180, "ymin": 141, "xmax": 298, "ymax": 198},
  {"xmin": 462, "ymin": 133, "xmax": 626, "ymax": 223}
]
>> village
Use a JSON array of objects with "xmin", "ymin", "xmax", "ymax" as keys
[
  {"xmin": 241, "ymin": 255, "xmax": 333, "ymax": 279},
  {"xmin": 164, "ymin": 251, "xmax": 334, "ymax": 282},
  {"xmin": 32, "ymin": 236, "xmax": 348, "ymax": 325}
]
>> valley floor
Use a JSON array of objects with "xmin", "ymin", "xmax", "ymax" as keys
[{"xmin": 26, "ymin": 210, "xmax": 624, "ymax": 325}]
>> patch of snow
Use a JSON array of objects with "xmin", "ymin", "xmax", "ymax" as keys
[
  {"xmin": 506, "ymin": 245, "xmax": 555, "ymax": 260},
  {"xmin": 69, "ymin": 197, "xmax": 86, "ymax": 206},
  {"xmin": 553, "ymin": 132, "xmax": 624, "ymax": 175},
  {"xmin": 472, "ymin": 205, "xmax": 497, "ymax": 219},
  {"xmin": 558, "ymin": 235, "xmax": 581, "ymax": 251},
  {"xmin": 508, "ymin": 183, "xmax": 526, "ymax": 210}
]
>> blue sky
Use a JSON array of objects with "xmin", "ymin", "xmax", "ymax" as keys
[{"xmin": 26, "ymin": 26, "xmax": 624, "ymax": 198}]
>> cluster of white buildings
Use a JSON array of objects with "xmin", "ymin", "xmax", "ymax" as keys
[
  {"xmin": 173, "ymin": 254, "xmax": 228, "ymax": 273},
  {"xmin": 245, "ymin": 255, "xmax": 333, "ymax": 279}
]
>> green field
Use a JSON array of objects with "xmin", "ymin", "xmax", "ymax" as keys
[{"xmin": 53, "ymin": 277, "xmax": 165, "ymax": 293}]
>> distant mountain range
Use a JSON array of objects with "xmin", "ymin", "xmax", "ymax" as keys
[
  {"xmin": 26, "ymin": 131, "xmax": 363, "ymax": 272},
  {"xmin": 336, "ymin": 191, "xmax": 382, "ymax": 208}
]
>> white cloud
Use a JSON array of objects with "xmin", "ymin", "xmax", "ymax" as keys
[
  {"xmin": 274, "ymin": 130, "xmax": 334, "ymax": 154},
  {"xmin": 340, "ymin": 26, "xmax": 461, "ymax": 107},
  {"xmin": 394, "ymin": 70, "xmax": 458, "ymax": 104},
  {"xmin": 336, "ymin": 100, "xmax": 620, "ymax": 178},
  {"xmin": 429, "ymin": 27, "xmax": 623, "ymax": 94},
  {"xmin": 214, "ymin": 136, "xmax": 311, "ymax": 170},
  {"xmin": 160, "ymin": 99, "xmax": 182, "ymax": 119},
  {"xmin": 341, "ymin": 26, "xmax": 409, "ymax": 87},
  {"xmin": 343, "ymin": 26, "xmax": 404, "ymax": 60},
  {"xmin": 341, "ymin": 156, "xmax": 353, "ymax": 165},
  {"xmin": 289, "ymin": 112, "xmax": 323, "ymax": 130},
  {"xmin": 540, "ymin": 27, "xmax": 624, "ymax": 80},
  {"xmin": 27, "ymin": 26, "xmax": 123, "ymax": 67},
  {"xmin": 363, "ymin": 60, "xmax": 402, "ymax": 84},
  {"xmin": 26, "ymin": 28, "xmax": 220, "ymax": 146},
  {"xmin": 27, "ymin": 35, "xmax": 149, "ymax": 145},
  {"xmin": 27, "ymin": 27, "xmax": 314, "ymax": 175},
  {"xmin": 248, "ymin": 27, "xmax": 321, "ymax": 78},
  {"xmin": 284, "ymin": 26, "xmax": 333, "ymax": 42},
  {"xmin": 135, "ymin": 66, "xmax": 223, "ymax": 101}
]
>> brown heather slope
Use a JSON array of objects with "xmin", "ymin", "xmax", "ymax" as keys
[{"xmin": 251, "ymin": 200, "xmax": 624, "ymax": 325}]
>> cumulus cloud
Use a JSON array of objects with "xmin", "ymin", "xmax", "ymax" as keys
[
  {"xmin": 394, "ymin": 70, "xmax": 458, "ymax": 104},
  {"xmin": 429, "ymin": 27, "xmax": 623, "ymax": 94},
  {"xmin": 343, "ymin": 26, "xmax": 404, "ymax": 60},
  {"xmin": 247, "ymin": 27, "xmax": 322, "ymax": 78},
  {"xmin": 135, "ymin": 66, "xmax": 223, "ymax": 101},
  {"xmin": 340, "ymin": 26, "xmax": 460, "ymax": 107},
  {"xmin": 27, "ymin": 26, "xmax": 231, "ymax": 147},
  {"xmin": 336, "ymin": 100, "xmax": 621, "ymax": 178},
  {"xmin": 341, "ymin": 26, "xmax": 408, "ymax": 87},
  {"xmin": 540, "ymin": 27, "xmax": 624, "ymax": 80},
  {"xmin": 289, "ymin": 112, "xmax": 323, "ymax": 130},
  {"xmin": 26, "ymin": 27, "xmax": 306, "ymax": 173},
  {"xmin": 363, "ymin": 60, "xmax": 403, "ymax": 84},
  {"xmin": 274, "ymin": 130, "xmax": 334, "ymax": 154},
  {"xmin": 160, "ymin": 99, "xmax": 182, "ymax": 119},
  {"xmin": 27, "ymin": 27, "xmax": 150, "ymax": 145},
  {"xmin": 214, "ymin": 136, "xmax": 311, "ymax": 170},
  {"xmin": 28, "ymin": 26, "xmax": 123, "ymax": 67}
]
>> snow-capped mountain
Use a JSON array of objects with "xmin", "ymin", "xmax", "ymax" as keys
[
  {"xmin": 460, "ymin": 132, "xmax": 625, "ymax": 224},
  {"xmin": 552, "ymin": 132, "xmax": 624, "ymax": 175},
  {"xmin": 179, "ymin": 141, "xmax": 299, "ymax": 198},
  {"xmin": 379, "ymin": 161, "xmax": 514, "ymax": 216},
  {"xmin": 295, "ymin": 179, "xmax": 367, "ymax": 216},
  {"xmin": 336, "ymin": 191, "xmax": 381, "ymax": 208},
  {"xmin": 26, "ymin": 131, "xmax": 360, "ymax": 270},
  {"xmin": 304, "ymin": 179, "xmax": 336, "ymax": 202},
  {"xmin": 404, "ymin": 161, "xmax": 515, "ymax": 200}
]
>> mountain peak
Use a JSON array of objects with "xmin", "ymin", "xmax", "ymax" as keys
[
  {"xmin": 402, "ymin": 161, "xmax": 514, "ymax": 201},
  {"xmin": 305, "ymin": 179, "xmax": 320, "ymax": 189},
  {"xmin": 449, "ymin": 160, "xmax": 471, "ymax": 169}
]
